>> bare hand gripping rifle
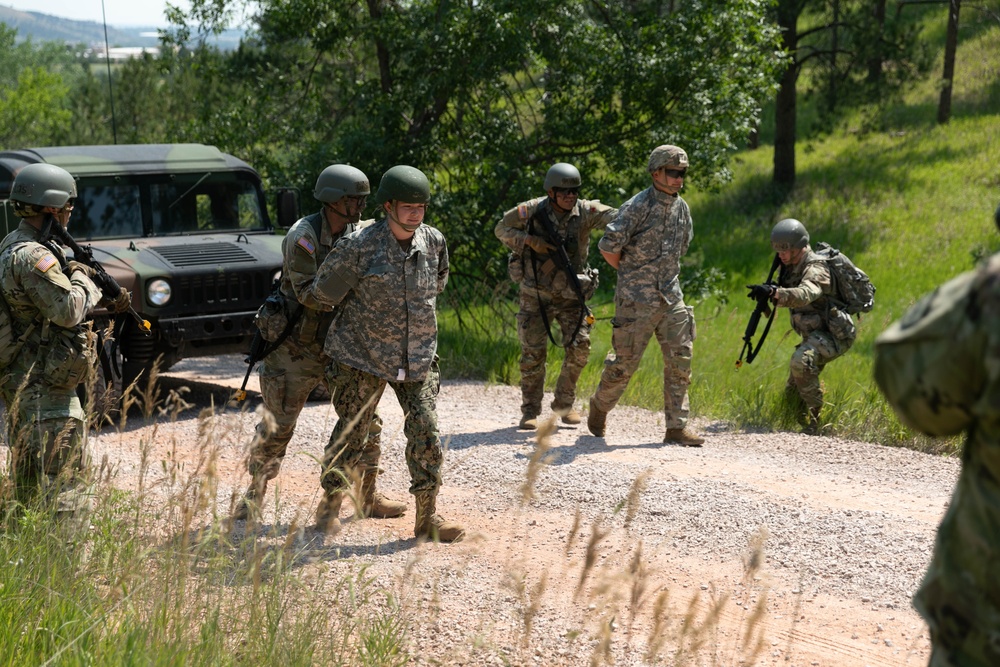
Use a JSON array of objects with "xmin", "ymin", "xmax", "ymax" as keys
[{"xmin": 736, "ymin": 253, "xmax": 782, "ymax": 369}]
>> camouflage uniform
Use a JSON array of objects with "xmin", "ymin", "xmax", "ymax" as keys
[
  {"xmin": 874, "ymin": 252, "xmax": 1000, "ymax": 667},
  {"xmin": 495, "ymin": 197, "xmax": 615, "ymax": 418},
  {"xmin": 591, "ymin": 187, "xmax": 696, "ymax": 429},
  {"xmin": 0, "ymin": 221, "xmax": 102, "ymax": 526},
  {"xmin": 247, "ymin": 212, "xmax": 382, "ymax": 483},
  {"xmin": 307, "ymin": 219, "xmax": 448, "ymax": 495},
  {"xmin": 775, "ymin": 248, "xmax": 855, "ymax": 411}
]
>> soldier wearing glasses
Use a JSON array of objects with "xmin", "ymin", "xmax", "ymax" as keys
[
  {"xmin": 495, "ymin": 163, "xmax": 616, "ymax": 430},
  {"xmin": 233, "ymin": 164, "xmax": 404, "ymax": 522},
  {"xmin": 587, "ymin": 145, "xmax": 705, "ymax": 446}
]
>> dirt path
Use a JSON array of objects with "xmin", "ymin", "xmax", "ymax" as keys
[{"xmin": 88, "ymin": 355, "xmax": 954, "ymax": 666}]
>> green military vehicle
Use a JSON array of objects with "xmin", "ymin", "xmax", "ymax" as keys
[{"xmin": 0, "ymin": 143, "xmax": 297, "ymax": 396}]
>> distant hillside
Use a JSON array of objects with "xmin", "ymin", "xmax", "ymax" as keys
[{"xmin": 0, "ymin": 5, "xmax": 242, "ymax": 49}]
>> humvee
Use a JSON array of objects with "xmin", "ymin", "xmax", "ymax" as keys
[{"xmin": 0, "ymin": 143, "xmax": 297, "ymax": 393}]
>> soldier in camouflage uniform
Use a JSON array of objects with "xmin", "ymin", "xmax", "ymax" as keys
[
  {"xmin": 232, "ymin": 165, "xmax": 404, "ymax": 522},
  {"xmin": 305, "ymin": 165, "xmax": 463, "ymax": 542},
  {"xmin": 495, "ymin": 163, "xmax": 616, "ymax": 429},
  {"xmin": 588, "ymin": 145, "xmax": 704, "ymax": 446},
  {"xmin": 748, "ymin": 218, "xmax": 856, "ymax": 434},
  {"xmin": 873, "ymin": 203, "xmax": 1000, "ymax": 667},
  {"xmin": 0, "ymin": 163, "xmax": 130, "ymax": 535}
]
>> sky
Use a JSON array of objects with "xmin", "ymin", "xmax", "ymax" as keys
[{"xmin": 3, "ymin": 0, "xmax": 190, "ymax": 27}]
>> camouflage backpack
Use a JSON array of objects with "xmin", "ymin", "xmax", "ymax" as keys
[
  {"xmin": 814, "ymin": 242, "xmax": 875, "ymax": 315},
  {"xmin": 0, "ymin": 241, "xmax": 36, "ymax": 369}
]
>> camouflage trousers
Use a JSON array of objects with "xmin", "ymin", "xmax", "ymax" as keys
[
  {"xmin": 249, "ymin": 337, "xmax": 381, "ymax": 481},
  {"xmin": 786, "ymin": 330, "xmax": 850, "ymax": 410},
  {"xmin": 914, "ymin": 458, "xmax": 1000, "ymax": 667},
  {"xmin": 321, "ymin": 361, "xmax": 442, "ymax": 496},
  {"xmin": 517, "ymin": 288, "xmax": 592, "ymax": 417},
  {"xmin": 1, "ymin": 376, "xmax": 92, "ymax": 539},
  {"xmin": 592, "ymin": 298, "xmax": 694, "ymax": 430}
]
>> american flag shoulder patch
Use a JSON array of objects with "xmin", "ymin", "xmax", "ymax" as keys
[
  {"xmin": 296, "ymin": 237, "xmax": 315, "ymax": 255},
  {"xmin": 34, "ymin": 253, "xmax": 58, "ymax": 273},
  {"xmin": 517, "ymin": 203, "xmax": 529, "ymax": 220}
]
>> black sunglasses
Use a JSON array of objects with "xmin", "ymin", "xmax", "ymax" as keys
[
  {"xmin": 553, "ymin": 187, "xmax": 580, "ymax": 196},
  {"xmin": 663, "ymin": 169, "xmax": 687, "ymax": 179}
]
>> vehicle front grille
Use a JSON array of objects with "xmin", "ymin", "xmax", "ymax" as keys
[
  {"xmin": 150, "ymin": 242, "xmax": 257, "ymax": 267},
  {"xmin": 174, "ymin": 271, "xmax": 271, "ymax": 309}
]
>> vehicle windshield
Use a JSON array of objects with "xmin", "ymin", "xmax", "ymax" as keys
[{"xmin": 70, "ymin": 171, "xmax": 267, "ymax": 240}]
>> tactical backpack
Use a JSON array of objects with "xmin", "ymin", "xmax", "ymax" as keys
[{"xmin": 814, "ymin": 242, "xmax": 875, "ymax": 315}]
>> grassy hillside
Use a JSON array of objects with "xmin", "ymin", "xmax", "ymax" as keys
[{"xmin": 441, "ymin": 11, "xmax": 1000, "ymax": 452}]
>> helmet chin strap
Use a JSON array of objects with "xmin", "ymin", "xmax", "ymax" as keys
[{"xmin": 326, "ymin": 203, "xmax": 360, "ymax": 226}]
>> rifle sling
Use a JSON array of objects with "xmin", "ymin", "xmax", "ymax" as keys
[{"xmin": 526, "ymin": 203, "xmax": 589, "ymax": 348}]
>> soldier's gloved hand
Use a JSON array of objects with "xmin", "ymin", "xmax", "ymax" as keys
[
  {"xmin": 746, "ymin": 284, "xmax": 776, "ymax": 301},
  {"xmin": 100, "ymin": 286, "xmax": 132, "ymax": 313},
  {"xmin": 66, "ymin": 260, "xmax": 96, "ymax": 278},
  {"xmin": 524, "ymin": 235, "xmax": 555, "ymax": 254}
]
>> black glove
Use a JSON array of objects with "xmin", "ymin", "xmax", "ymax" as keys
[{"xmin": 746, "ymin": 284, "xmax": 776, "ymax": 301}]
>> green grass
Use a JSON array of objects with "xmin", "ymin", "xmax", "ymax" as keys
[{"xmin": 439, "ymin": 18, "xmax": 1000, "ymax": 453}]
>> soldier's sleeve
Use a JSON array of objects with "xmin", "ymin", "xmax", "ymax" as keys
[
  {"xmin": 306, "ymin": 237, "xmax": 361, "ymax": 308},
  {"xmin": 598, "ymin": 200, "xmax": 635, "ymax": 255},
  {"xmin": 582, "ymin": 199, "xmax": 618, "ymax": 233},
  {"xmin": 775, "ymin": 261, "xmax": 829, "ymax": 308},
  {"xmin": 874, "ymin": 266, "xmax": 989, "ymax": 436},
  {"xmin": 494, "ymin": 201, "xmax": 535, "ymax": 253},
  {"xmin": 19, "ymin": 245, "xmax": 101, "ymax": 328},
  {"xmin": 283, "ymin": 223, "xmax": 332, "ymax": 311},
  {"xmin": 436, "ymin": 235, "xmax": 449, "ymax": 295}
]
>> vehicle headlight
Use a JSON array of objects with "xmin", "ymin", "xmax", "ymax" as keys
[
  {"xmin": 147, "ymin": 279, "xmax": 172, "ymax": 306},
  {"xmin": 271, "ymin": 269, "xmax": 282, "ymax": 285}
]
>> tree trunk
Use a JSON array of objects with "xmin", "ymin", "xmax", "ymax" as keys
[
  {"xmin": 867, "ymin": 0, "xmax": 887, "ymax": 83},
  {"xmin": 937, "ymin": 0, "xmax": 961, "ymax": 124},
  {"xmin": 827, "ymin": 0, "xmax": 839, "ymax": 114},
  {"xmin": 773, "ymin": 0, "xmax": 799, "ymax": 186}
]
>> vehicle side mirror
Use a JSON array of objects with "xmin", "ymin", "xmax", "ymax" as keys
[{"xmin": 275, "ymin": 188, "xmax": 299, "ymax": 228}]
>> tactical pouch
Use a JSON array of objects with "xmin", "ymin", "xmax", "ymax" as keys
[
  {"xmin": 827, "ymin": 306, "xmax": 856, "ymax": 342},
  {"xmin": 42, "ymin": 326, "xmax": 93, "ymax": 390},
  {"xmin": 255, "ymin": 291, "xmax": 288, "ymax": 343}
]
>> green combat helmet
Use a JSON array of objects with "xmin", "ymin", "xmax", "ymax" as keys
[
  {"xmin": 374, "ymin": 165, "xmax": 430, "ymax": 205},
  {"xmin": 313, "ymin": 164, "xmax": 370, "ymax": 203},
  {"xmin": 10, "ymin": 163, "xmax": 77, "ymax": 214},
  {"xmin": 544, "ymin": 163, "xmax": 582, "ymax": 190},
  {"xmin": 771, "ymin": 218, "xmax": 810, "ymax": 251},
  {"xmin": 648, "ymin": 145, "xmax": 689, "ymax": 172}
]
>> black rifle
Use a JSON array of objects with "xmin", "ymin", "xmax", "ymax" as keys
[
  {"xmin": 527, "ymin": 206, "xmax": 594, "ymax": 347},
  {"xmin": 736, "ymin": 253, "xmax": 782, "ymax": 368},
  {"xmin": 46, "ymin": 220, "xmax": 151, "ymax": 335},
  {"xmin": 235, "ymin": 290, "xmax": 303, "ymax": 401}
]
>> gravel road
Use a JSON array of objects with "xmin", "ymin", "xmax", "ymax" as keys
[{"xmin": 88, "ymin": 355, "xmax": 955, "ymax": 666}]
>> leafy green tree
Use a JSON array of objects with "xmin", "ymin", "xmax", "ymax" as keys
[
  {"xmin": 771, "ymin": 0, "xmax": 930, "ymax": 185},
  {"xmin": 0, "ymin": 24, "xmax": 75, "ymax": 148},
  {"xmin": 166, "ymin": 0, "xmax": 782, "ymax": 306}
]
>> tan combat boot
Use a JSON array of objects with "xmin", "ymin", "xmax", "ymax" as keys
[
  {"xmin": 587, "ymin": 400, "xmax": 607, "ymax": 437},
  {"xmin": 664, "ymin": 427, "xmax": 705, "ymax": 447},
  {"xmin": 519, "ymin": 414, "xmax": 539, "ymax": 430},
  {"xmin": 359, "ymin": 472, "xmax": 406, "ymax": 519},
  {"xmin": 414, "ymin": 490, "xmax": 465, "ymax": 542},
  {"xmin": 554, "ymin": 405, "xmax": 582, "ymax": 425},
  {"xmin": 314, "ymin": 491, "xmax": 344, "ymax": 535},
  {"xmin": 231, "ymin": 476, "xmax": 268, "ymax": 521}
]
